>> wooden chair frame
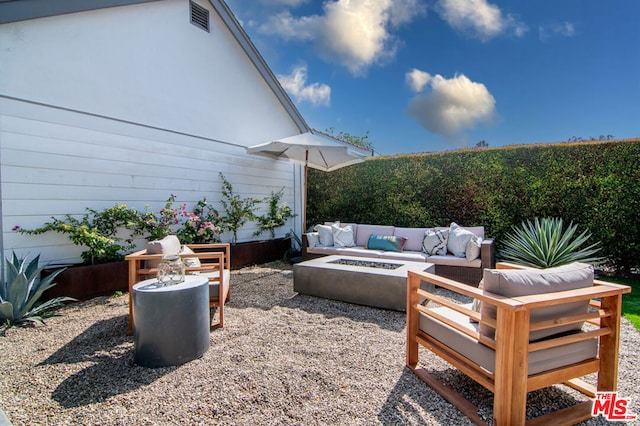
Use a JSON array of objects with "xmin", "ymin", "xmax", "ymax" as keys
[
  {"xmin": 406, "ymin": 262, "xmax": 631, "ymax": 426},
  {"xmin": 125, "ymin": 243, "xmax": 231, "ymax": 335}
]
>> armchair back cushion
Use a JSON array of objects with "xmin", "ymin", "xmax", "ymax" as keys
[
  {"xmin": 145, "ymin": 235, "xmax": 181, "ymax": 268},
  {"xmin": 480, "ymin": 262, "xmax": 594, "ymax": 341}
]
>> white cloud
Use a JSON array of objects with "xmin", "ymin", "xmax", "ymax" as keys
[
  {"xmin": 278, "ymin": 65, "xmax": 331, "ymax": 106},
  {"xmin": 261, "ymin": 0, "xmax": 310, "ymax": 6},
  {"xmin": 405, "ymin": 68, "xmax": 432, "ymax": 93},
  {"xmin": 436, "ymin": 0, "xmax": 527, "ymax": 41},
  {"xmin": 259, "ymin": 0, "xmax": 426, "ymax": 75},
  {"xmin": 407, "ymin": 71, "xmax": 497, "ymax": 144},
  {"xmin": 539, "ymin": 21, "xmax": 577, "ymax": 41}
]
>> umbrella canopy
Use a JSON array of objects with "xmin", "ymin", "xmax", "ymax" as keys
[
  {"xmin": 246, "ymin": 129, "xmax": 370, "ymax": 172},
  {"xmin": 247, "ymin": 129, "xmax": 372, "ymax": 231}
]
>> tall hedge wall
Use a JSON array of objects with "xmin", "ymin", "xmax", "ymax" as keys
[{"xmin": 307, "ymin": 139, "xmax": 640, "ymax": 275}]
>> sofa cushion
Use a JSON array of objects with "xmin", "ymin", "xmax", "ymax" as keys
[
  {"xmin": 480, "ymin": 262, "xmax": 594, "ymax": 341},
  {"xmin": 331, "ymin": 223, "xmax": 355, "ymax": 248},
  {"xmin": 393, "ymin": 227, "xmax": 429, "ymax": 252},
  {"xmin": 422, "ymin": 228, "xmax": 449, "ymax": 255},
  {"xmin": 466, "ymin": 235, "xmax": 482, "ymax": 261},
  {"xmin": 315, "ymin": 224, "xmax": 334, "ymax": 246},
  {"xmin": 306, "ymin": 232, "xmax": 320, "ymax": 248},
  {"xmin": 447, "ymin": 223, "xmax": 476, "ymax": 257},
  {"xmin": 378, "ymin": 250, "xmax": 429, "ymax": 262},
  {"xmin": 356, "ymin": 224, "xmax": 395, "ymax": 247},
  {"xmin": 426, "ymin": 254, "xmax": 481, "ymax": 268},
  {"xmin": 367, "ymin": 234, "xmax": 407, "ymax": 252}
]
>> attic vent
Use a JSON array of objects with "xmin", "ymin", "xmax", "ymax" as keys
[{"xmin": 190, "ymin": 1, "xmax": 209, "ymax": 32}]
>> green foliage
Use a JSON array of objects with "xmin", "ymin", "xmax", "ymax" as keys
[
  {"xmin": 307, "ymin": 139, "xmax": 640, "ymax": 275},
  {"xmin": 15, "ymin": 206, "xmax": 137, "ymax": 265},
  {"xmin": 0, "ymin": 252, "xmax": 76, "ymax": 328},
  {"xmin": 219, "ymin": 173, "xmax": 260, "ymax": 244},
  {"xmin": 601, "ymin": 275, "xmax": 640, "ymax": 331},
  {"xmin": 136, "ymin": 195, "xmax": 182, "ymax": 241},
  {"xmin": 254, "ymin": 188, "xmax": 296, "ymax": 239},
  {"xmin": 325, "ymin": 127, "xmax": 374, "ymax": 151},
  {"xmin": 177, "ymin": 197, "xmax": 223, "ymax": 243},
  {"xmin": 498, "ymin": 217, "xmax": 603, "ymax": 268}
]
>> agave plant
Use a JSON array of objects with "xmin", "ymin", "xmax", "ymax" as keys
[
  {"xmin": 0, "ymin": 252, "xmax": 76, "ymax": 327},
  {"xmin": 499, "ymin": 217, "xmax": 603, "ymax": 268}
]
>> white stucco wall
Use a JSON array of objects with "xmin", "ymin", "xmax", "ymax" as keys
[{"xmin": 0, "ymin": 0, "xmax": 305, "ymax": 264}]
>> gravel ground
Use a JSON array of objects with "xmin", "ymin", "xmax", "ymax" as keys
[{"xmin": 1, "ymin": 261, "xmax": 638, "ymax": 425}]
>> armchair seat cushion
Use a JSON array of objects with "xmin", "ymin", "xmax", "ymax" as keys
[
  {"xmin": 201, "ymin": 269, "xmax": 231, "ymax": 299},
  {"xmin": 419, "ymin": 305, "xmax": 598, "ymax": 375}
]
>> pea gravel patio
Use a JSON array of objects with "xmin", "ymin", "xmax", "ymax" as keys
[{"xmin": 1, "ymin": 261, "xmax": 638, "ymax": 425}]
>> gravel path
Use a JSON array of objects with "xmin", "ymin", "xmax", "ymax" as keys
[{"xmin": 1, "ymin": 261, "xmax": 638, "ymax": 425}]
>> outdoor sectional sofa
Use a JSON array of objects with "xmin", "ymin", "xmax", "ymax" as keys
[{"xmin": 302, "ymin": 222, "xmax": 495, "ymax": 286}]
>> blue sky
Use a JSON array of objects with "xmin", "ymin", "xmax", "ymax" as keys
[{"xmin": 226, "ymin": 0, "xmax": 640, "ymax": 155}]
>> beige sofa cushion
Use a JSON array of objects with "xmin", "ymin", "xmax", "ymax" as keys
[
  {"xmin": 355, "ymin": 224, "xmax": 395, "ymax": 246},
  {"xmin": 480, "ymin": 262, "xmax": 594, "ymax": 341},
  {"xmin": 394, "ymin": 227, "xmax": 429, "ymax": 252}
]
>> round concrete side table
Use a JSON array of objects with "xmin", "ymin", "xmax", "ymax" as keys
[{"xmin": 133, "ymin": 275, "xmax": 210, "ymax": 368}]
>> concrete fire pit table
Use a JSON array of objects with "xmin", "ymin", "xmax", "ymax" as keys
[{"xmin": 293, "ymin": 255, "xmax": 434, "ymax": 311}]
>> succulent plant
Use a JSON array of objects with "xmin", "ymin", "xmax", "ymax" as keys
[
  {"xmin": 499, "ymin": 217, "xmax": 603, "ymax": 268},
  {"xmin": 0, "ymin": 252, "xmax": 76, "ymax": 327}
]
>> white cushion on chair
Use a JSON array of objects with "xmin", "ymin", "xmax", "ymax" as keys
[{"xmin": 145, "ymin": 235, "xmax": 182, "ymax": 268}]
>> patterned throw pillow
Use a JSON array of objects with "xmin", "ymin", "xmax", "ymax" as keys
[
  {"xmin": 422, "ymin": 228, "xmax": 449, "ymax": 255},
  {"xmin": 331, "ymin": 224, "xmax": 355, "ymax": 248},
  {"xmin": 447, "ymin": 222, "xmax": 476, "ymax": 258},
  {"xmin": 367, "ymin": 234, "xmax": 408, "ymax": 252}
]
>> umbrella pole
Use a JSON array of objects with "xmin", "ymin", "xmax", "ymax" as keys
[{"xmin": 303, "ymin": 149, "xmax": 308, "ymax": 233}]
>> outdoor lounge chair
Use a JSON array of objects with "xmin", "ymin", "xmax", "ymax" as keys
[
  {"xmin": 125, "ymin": 241, "xmax": 231, "ymax": 335},
  {"xmin": 406, "ymin": 262, "xmax": 631, "ymax": 425}
]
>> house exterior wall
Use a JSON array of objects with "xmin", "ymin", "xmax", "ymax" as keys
[{"xmin": 0, "ymin": 0, "xmax": 304, "ymax": 264}]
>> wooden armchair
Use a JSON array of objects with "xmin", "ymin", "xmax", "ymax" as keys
[
  {"xmin": 125, "ymin": 242, "xmax": 231, "ymax": 335},
  {"xmin": 406, "ymin": 262, "xmax": 631, "ymax": 426}
]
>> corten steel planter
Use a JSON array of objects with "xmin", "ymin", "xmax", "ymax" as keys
[
  {"xmin": 43, "ymin": 261, "xmax": 128, "ymax": 301},
  {"xmin": 230, "ymin": 237, "xmax": 291, "ymax": 269}
]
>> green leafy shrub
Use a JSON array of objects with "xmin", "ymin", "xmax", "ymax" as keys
[
  {"xmin": 498, "ymin": 217, "xmax": 603, "ymax": 268},
  {"xmin": 0, "ymin": 252, "xmax": 76, "ymax": 328},
  {"xmin": 219, "ymin": 173, "xmax": 260, "ymax": 243},
  {"xmin": 177, "ymin": 197, "xmax": 223, "ymax": 243},
  {"xmin": 307, "ymin": 139, "xmax": 640, "ymax": 275},
  {"xmin": 135, "ymin": 195, "xmax": 182, "ymax": 241},
  {"xmin": 254, "ymin": 188, "xmax": 295, "ymax": 239},
  {"xmin": 15, "ymin": 203, "xmax": 140, "ymax": 265}
]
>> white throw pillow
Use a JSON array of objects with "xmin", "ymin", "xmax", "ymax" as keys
[
  {"xmin": 331, "ymin": 223, "xmax": 355, "ymax": 248},
  {"xmin": 466, "ymin": 235, "xmax": 482, "ymax": 261},
  {"xmin": 315, "ymin": 224, "xmax": 334, "ymax": 247},
  {"xmin": 181, "ymin": 245, "xmax": 202, "ymax": 268},
  {"xmin": 447, "ymin": 223, "xmax": 476, "ymax": 258},
  {"xmin": 422, "ymin": 228, "xmax": 449, "ymax": 255},
  {"xmin": 306, "ymin": 232, "xmax": 320, "ymax": 248}
]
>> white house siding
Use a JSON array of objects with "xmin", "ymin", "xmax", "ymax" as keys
[{"xmin": 0, "ymin": 0, "xmax": 305, "ymax": 264}]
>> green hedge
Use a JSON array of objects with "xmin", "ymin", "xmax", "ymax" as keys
[{"xmin": 307, "ymin": 139, "xmax": 640, "ymax": 276}]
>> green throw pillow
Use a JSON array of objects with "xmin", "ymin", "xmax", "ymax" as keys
[{"xmin": 367, "ymin": 234, "xmax": 408, "ymax": 252}]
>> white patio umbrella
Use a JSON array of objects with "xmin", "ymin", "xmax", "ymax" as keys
[{"xmin": 247, "ymin": 129, "xmax": 372, "ymax": 231}]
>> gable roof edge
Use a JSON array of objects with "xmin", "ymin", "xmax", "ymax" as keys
[
  {"xmin": 208, "ymin": 0, "xmax": 309, "ymax": 134},
  {"xmin": 0, "ymin": 0, "xmax": 161, "ymax": 24}
]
